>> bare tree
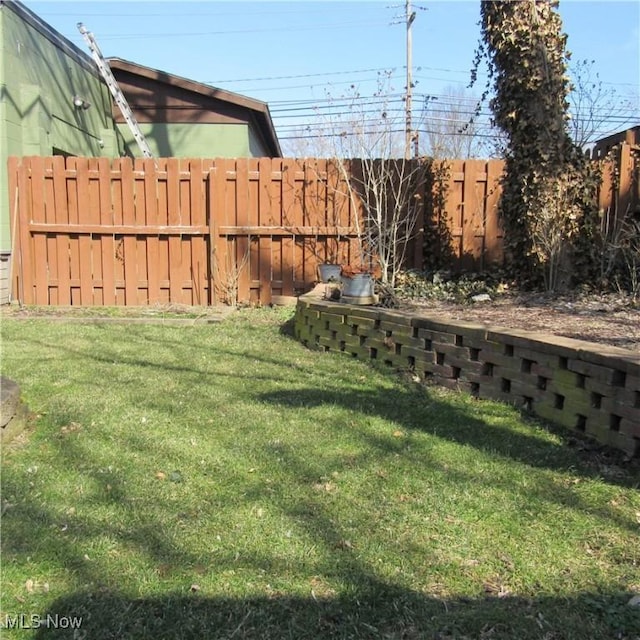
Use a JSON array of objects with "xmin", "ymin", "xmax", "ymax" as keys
[
  {"xmin": 314, "ymin": 74, "xmax": 425, "ymax": 286},
  {"xmin": 279, "ymin": 124, "xmax": 335, "ymax": 158},
  {"xmin": 420, "ymin": 86, "xmax": 487, "ymax": 158},
  {"xmin": 568, "ymin": 58, "xmax": 639, "ymax": 150}
]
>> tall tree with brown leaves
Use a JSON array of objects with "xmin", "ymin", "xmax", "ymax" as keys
[{"xmin": 477, "ymin": 0, "xmax": 600, "ymax": 290}]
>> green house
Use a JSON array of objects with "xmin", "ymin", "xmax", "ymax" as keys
[{"xmin": 0, "ymin": 0, "xmax": 281, "ymax": 303}]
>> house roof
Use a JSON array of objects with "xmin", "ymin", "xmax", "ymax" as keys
[
  {"xmin": 107, "ymin": 58, "xmax": 282, "ymax": 157},
  {"xmin": 594, "ymin": 125, "xmax": 640, "ymax": 148},
  {"xmin": 592, "ymin": 125, "xmax": 640, "ymax": 159},
  {"xmin": 0, "ymin": 0, "xmax": 98, "ymax": 76}
]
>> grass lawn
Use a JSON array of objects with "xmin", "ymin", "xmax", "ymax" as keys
[{"xmin": 1, "ymin": 307, "xmax": 639, "ymax": 639}]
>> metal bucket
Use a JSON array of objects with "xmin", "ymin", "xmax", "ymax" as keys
[
  {"xmin": 318, "ymin": 264, "xmax": 342, "ymax": 283},
  {"xmin": 341, "ymin": 273, "xmax": 373, "ymax": 297}
]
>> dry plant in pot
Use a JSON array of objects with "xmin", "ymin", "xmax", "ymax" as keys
[{"xmin": 340, "ymin": 264, "xmax": 379, "ymax": 298}]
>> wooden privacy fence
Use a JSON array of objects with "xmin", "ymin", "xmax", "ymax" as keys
[
  {"xmin": 9, "ymin": 156, "xmax": 367, "ymax": 306},
  {"xmin": 8, "ymin": 148, "xmax": 635, "ymax": 306},
  {"xmin": 8, "ymin": 155, "xmax": 507, "ymax": 306}
]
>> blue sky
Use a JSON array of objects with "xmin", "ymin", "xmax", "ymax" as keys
[{"xmin": 24, "ymin": 1, "xmax": 640, "ymax": 152}]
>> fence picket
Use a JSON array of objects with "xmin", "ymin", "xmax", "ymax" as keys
[
  {"xmin": 281, "ymin": 159, "xmax": 297, "ymax": 297},
  {"xmin": 144, "ymin": 159, "xmax": 160, "ymax": 304},
  {"xmin": 166, "ymin": 158, "xmax": 182, "ymax": 303},
  {"xmin": 235, "ymin": 159, "xmax": 251, "ymax": 302},
  {"xmin": 258, "ymin": 157, "xmax": 273, "ymax": 304},
  {"xmin": 189, "ymin": 158, "xmax": 207, "ymax": 306},
  {"xmin": 484, "ymin": 159, "xmax": 504, "ymax": 266},
  {"xmin": 120, "ymin": 158, "xmax": 138, "ymax": 305},
  {"xmin": 97, "ymin": 157, "xmax": 115, "ymax": 305}
]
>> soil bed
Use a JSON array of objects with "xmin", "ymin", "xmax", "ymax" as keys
[{"xmin": 398, "ymin": 291, "xmax": 640, "ymax": 353}]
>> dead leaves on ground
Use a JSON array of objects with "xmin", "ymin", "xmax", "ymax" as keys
[
  {"xmin": 59, "ymin": 422, "xmax": 82, "ymax": 436},
  {"xmin": 24, "ymin": 579, "xmax": 50, "ymax": 594},
  {"xmin": 154, "ymin": 470, "xmax": 184, "ymax": 483}
]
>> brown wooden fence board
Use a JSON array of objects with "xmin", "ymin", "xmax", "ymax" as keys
[
  {"xmin": 462, "ymin": 159, "xmax": 483, "ymax": 268},
  {"xmin": 86, "ymin": 158, "xmax": 102, "ymax": 305},
  {"xmin": 43, "ymin": 158, "xmax": 58, "ymax": 304},
  {"xmin": 618, "ymin": 144, "xmax": 634, "ymax": 219},
  {"xmin": 110, "ymin": 160, "xmax": 123, "ymax": 305},
  {"xmin": 292, "ymin": 159, "xmax": 306, "ymax": 289},
  {"xmin": 446, "ymin": 160, "xmax": 464, "ymax": 260},
  {"xmin": 236, "ymin": 159, "xmax": 250, "ymax": 301},
  {"xmin": 51, "ymin": 157, "xmax": 70, "ymax": 304},
  {"xmin": 28, "ymin": 157, "xmax": 45, "ymax": 305},
  {"xmin": 208, "ymin": 165, "xmax": 218, "ymax": 304},
  {"xmin": 171, "ymin": 159, "xmax": 185, "ymax": 303},
  {"xmin": 190, "ymin": 159, "xmax": 207, "ymax": 307},
  {"xmin": 137, "ymin": 163, "xmax": 151, "ymax": 304},
  {"xmin": 85, "ymin": 158, "xmax": 102, "ymax": 305},
  {"xmin": 246, "ymin": 160, "xmax": 261, "ymax": 304},
  {"xmin": 143, "ymin": 158, "xmax": 158, "ymax": 304},
  {"xmin": 258, "ymin": 157, "xmax": 272, "ymax": 304},
  {"xmin": 281, "ymin": 160, "xmax": 296, "ymax": 296},
  {"xmin": 119, "ymin": 159, "xmax": 135, "ymax": 304},
  {"xmin": 80, "ymin": 159, "xmax": 95, "ymax": 304},
  {"xmin": 8, "ymin": 150, "xmax": 636, "ymax": 306},
  {"xmin": 210, "ymin": 159, "xmax": 229, "ymax": 304},
  {"xmin": 484, "ymin": 159, "xmax": 505, "ymax": 266}
]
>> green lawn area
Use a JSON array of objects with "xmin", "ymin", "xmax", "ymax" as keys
[{"xmin": 1, "ymin": 307, "xmax": 639, "ymax": 639}]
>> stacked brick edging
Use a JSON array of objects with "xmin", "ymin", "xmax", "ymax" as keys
[{"xmin": 294, "ymin": 293, "xmax": 640, "ymax": 457}]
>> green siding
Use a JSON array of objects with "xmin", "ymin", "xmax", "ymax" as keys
[
  {"xmin": 117, "ymin": 122, "xmax": 253, "ymax": 158},
  {"xmin": 0, "ymin": 5, "xmax": 117, "ymax": 250}
]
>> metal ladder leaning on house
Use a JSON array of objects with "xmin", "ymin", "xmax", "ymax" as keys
[{"xmin": 77, "ymin": 23, "xmax": 154, "ymax": 159}]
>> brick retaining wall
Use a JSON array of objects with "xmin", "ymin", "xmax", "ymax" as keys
[{"xmin": 294, "ymin": 292, "xmax": 640, "ymax": 457}]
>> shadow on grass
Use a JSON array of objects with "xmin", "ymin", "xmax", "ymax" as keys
[
  {"xmin": 2, "ymin": 321, "xmax": 639, "ymax": 640},
  {"xmin": 258, "ymin": 382, "xmax": 640, "ymax": 489},
  {"xmin": 256, "ymin": 386, "xmax": 640, "ymax": 540},
  {"xmin": 13, "ymin": 323, "xmax": 639, "ymax": 490},
  {"xmin": 32, "ymin": 587, "xmax": 639, "ymax": 639}
]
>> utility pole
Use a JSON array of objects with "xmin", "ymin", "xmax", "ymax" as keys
[{"xmin": 405, "ymin": 0, "xmax": 416, "ymax": 160}]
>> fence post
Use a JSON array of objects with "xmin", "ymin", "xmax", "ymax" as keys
[
  {"xmin": 207, "ymin": 165, "xmax": 218, "ymax": 305},
  {"xmin": 16, "ymin": 158, "xmax": 34, "ymax": 304}
]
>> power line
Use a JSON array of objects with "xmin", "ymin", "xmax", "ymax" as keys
[
  {"xmin": 204, "ymin": 64, "xmax": 485, "ymax": 85},
  {"xmin": 39, "ymin": 7, "xmax": 338, "ymax": 18},
  {"xmin": 205, "ymin": 67, "xmax": 392, "ymax": 85},
  {"xmin": 204, "ymin": 73, "xmax": 639, "ymax": 101},
  {"xmin": 226, "ymin": 75, "xmax": 409, "ymax": 94},
  {"xmin": 62, "ymin": 19, "xmax": 391, "ymax": 41},
  {"xmin": 269, "ymin": 96, "xmax": 639, "ymax": 122}
]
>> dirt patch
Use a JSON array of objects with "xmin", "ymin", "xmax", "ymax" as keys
[{"xmin": 399, "ymin": 292, "xmax": 640, "ymax": 353}]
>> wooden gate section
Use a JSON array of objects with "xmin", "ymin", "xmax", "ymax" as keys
[
  {"xmin": 444, "ymin": 158, "xmax": 505, "ymax": 271},
  {"xmin": 210, "ymin": 158, "xmax": 359, "ymax": 305},
  {"xmin": 9, "ymin": 156, "xmax": 212, "ymax": 306}
]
